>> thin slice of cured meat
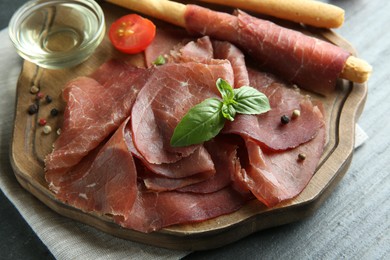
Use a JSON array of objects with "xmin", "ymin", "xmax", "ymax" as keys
[
  {"xmin": 223, "ymin": 70, "xmax": 325, "ymax": 151},
  {"xmin": 124, "ymin": 125, "xmax": 216, "ymax": 190},
  {"xmin": 113, "ymin": 184, "xmax": 250, "ymax": 233},
  {"xmin": 131, "ymin": 61, "xmax": 234, "ymax": 164},
  {"xmin": 144, "ymin": 28, "xmax": 191, "ymax": 67},
  {"xmin": 142, "ymin": 170, "xmax": 214, "ymax": 191},
  {"xmin": 45, "ymin": 60, "xmax": 147, "ymax": 182},
  {"xmin": 237, "ymin": 124, "xmax": 326, "ymax": 207},
  {"xmin": 53, "ymin": 118, "xmax": 138, "ymax": 219},
  {"xmin": 141, "ymin": 137, "xmax": 239, "ymax": 193},
  {"xmin": 90, "ymin": 59, "xmax": 147, "ymax": 87},
  {"xmin": 170, "ymin": 36, "xmax": 214, "ymax": 63},
  {"xmin": 170, "ymin": 36, "xmax": 249, "ymax": 89},
  {"xmin": 184, "ymin": 5, "xmax": 351, "ymax": 94},
  {"xmin": 177, "ymin": 137, "xmax": 239, "ymax": 193},
  {"xmin": 127, "ymin": 130, "xmax": 215, "ymax": 179},
  {"xmin": 212, "ymin": 40, "xmax": 249, "ymax": 88}
]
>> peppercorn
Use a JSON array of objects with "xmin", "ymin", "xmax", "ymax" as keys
[
  {"xmin": 43, "ymin": 125, "xmax": 52, "ymax": 134},
  {"xmin": 36, "ymin": 92, "xmax": 44, "ymax": 100},
  {"xmin": 281, "ymin": 115, "xmax": 290, "ymax": 124},
  {"xmin": 292, "ymin": 109, "xmax": 301, "ymax": 119},
  {"xmin": 45, "ymin": 95, "xmax": 53, "ymax": 103},
  {"xmin": 38, "ymin": 118, "xmax": 47, "ymax": 126},
  {"xmin": 298, "ymin": 153, "xmax": 307, "ymax": 161},
  {"xmin": 30, "ymin": 85, "xmax": 39, "ymax": 94},
  {"xmin": 50, "ymin": 108, "xmax": 59, "ymax": 117},
  {"xmin": 27, "ymin": 104, "xmax": 39, "ymax": 115}
]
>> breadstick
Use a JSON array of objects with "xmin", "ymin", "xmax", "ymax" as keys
[
  {"xmin": 341, "ymin": 56, "xmax": 372, "ymax": 84},
  {"xmin": 106, "ymin": 0, "xmax": 186, "ymax": 27},
  {"xmin": 106, "ymin": 0, "xmax": 371, "ymax": 84},
  {"xmin": 199, "ymin": 0, "xmax": 345, "ymax": 28}
]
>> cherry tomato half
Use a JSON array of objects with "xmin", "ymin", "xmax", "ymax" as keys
[{"xmin": 109, "ymin": 14, "xmax": 156, "ymax": 54}]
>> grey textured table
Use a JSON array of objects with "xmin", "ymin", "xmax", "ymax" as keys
[{"xmin": 0, "ymin": 0, "xmax": 389, "ymax": 259}]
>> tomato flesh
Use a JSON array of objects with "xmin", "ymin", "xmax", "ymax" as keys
[{"xmin": 109, "ymin": 14, "xmax": 156, "ymax": 54}]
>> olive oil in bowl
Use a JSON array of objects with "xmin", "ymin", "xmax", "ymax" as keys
[{"xmin": 9, "ymin": 0, "xmax": 105, "ymax": 69}]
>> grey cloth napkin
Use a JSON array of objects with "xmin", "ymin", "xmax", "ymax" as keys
[{"xmin": 0, "ymin": 28, "xmax": 368, "ymax": 259}]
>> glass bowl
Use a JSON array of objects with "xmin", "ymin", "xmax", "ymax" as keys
[{"xmin": 8, "ymin": 0, "xmax": 105, "ymax": 69}]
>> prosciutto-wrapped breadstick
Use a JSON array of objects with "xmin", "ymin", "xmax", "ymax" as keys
[{"xmin": 106, "ymin": 0, "xmax": 372, "ymax": 93}]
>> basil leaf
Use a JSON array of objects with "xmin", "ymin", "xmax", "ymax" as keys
[
  {"xmin": 152, "ymin": 55, "xmax": 166, "ymax": 66},
  {"xmin": 170, "ymin": 79, "xmax": 270, "ymax": 147},
  {"xmin": 216, "ymin": 78, "xmax": 235, "ymax": 103},
  {"xmin": 170, "ymin": 98, "xmax": 225, "ymax": 147},
  {"xmin": 233, "ymin": 86, "xmax": 271, "ymax": 114},
  {"xmin": 221, "ymin": 103, "xmax": 236, "ymax": 121}
]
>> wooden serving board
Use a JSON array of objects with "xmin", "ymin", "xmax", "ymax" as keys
[{"xmin": 10, "ymin": 2, "xmax": 367, "ymax": 250}]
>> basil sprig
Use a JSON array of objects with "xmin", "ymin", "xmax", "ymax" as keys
[{"xmin": 170, "ymin": 78, "xmax": 270, "ymax": 147}]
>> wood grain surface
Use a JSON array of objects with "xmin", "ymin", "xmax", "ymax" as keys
[{"xmin": 9, "ymin": 2, "xmax": 367, "ymax": 250}]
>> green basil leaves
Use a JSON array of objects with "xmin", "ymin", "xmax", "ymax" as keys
[
  {"xmin": 170, "ymin": 78, "xmax": 270, "ymax": 147},
  {"xmin": 233, "ymin": 86, "xmax": 270, "ymax": 114}
]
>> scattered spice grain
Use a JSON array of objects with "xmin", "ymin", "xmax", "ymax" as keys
[
  {"xmin": 30, "ymin": 85, "xmax": 39, "ymax": 94},
  {"xmin": 27, "ymin": 103, "xmax": 38, "ymax": 115},
  {"xmin": 50, "ymin": 108, "xmax": 59, "ymax": 117},
  {"xmin": 292, "ymin": 109, "xmax": 301, "ymax": 119},
  {"xmin": 43, "ymin": 125, "xmax": 52, "ymax": 134},
  {"xmin": 281, "ymin": 115, "xmax": 290, "ymax": 124},
  {"xmin": 298, "ymin": 153, "xmax": 307, "ymax": 161},
  {"xmin": 45, "ymin": 95, "xmax": 53, "ymax": 103},
  {"xmin": 38, "ymin": 118, "xmax": 47, "ymax": 126}
]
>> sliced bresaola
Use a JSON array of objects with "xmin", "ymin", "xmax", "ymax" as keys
[
  {"xmin": 212, "ymin": 40, "xmax": 249, "ymax": 88},
  {"xmin": 127, "ymin": 131, "xmax": 215, "ymax": 179},
  {"xmin": 49, "ymin": 117, "xmax": 249, "ymax": 231},
  {"xmin": 90, "ymin": 59, "xmax": 147, "ymax": 86},
  {"xmin": 53, "ymin": 118, "xmax": 138, "ymax": 219},
  {"xmin": 236, "ymin": 124, "xmax": 326, "ymax": 207},
  {"xmin": 170, "ymin": 35, "xmax": 214, "ymax": 63},
  {"xmin": 131, "ymin": 61, "xmax": 234, "ymax": 164},
  {"xmin": 125, "ymin": 126, "xmax": 216, "ymax": 190},
  {"xmin": 141, "ymin": 137, "xmax": 239, "ymax": 193},
  {"xmin": 144, "ymin": 28, "xmax": 191, "ymax": 67},
  {"xmin": 45, "ymin": 60, "xmax": 147, "ymax": 183},
  {"xmin": 141, "ymin": 169, "xmax": 214, "ymax": 191},
  {"xmin": 170, "ymin": 36, "xmax": 249, "ymax": 89},
  {"xmin": 113, "ymin": 184, "xmax": 250, "ymax": 233},
  {"xmin": 223, "ymin": 69, "xmax": 325, "ymax": 151},
  {"xmin": 177, "ymin": 137, "xmax": 239, "ymax": 193},
  {"xmin": 184, "ymin": 5, "xmax": 351, "ymax": 94}
]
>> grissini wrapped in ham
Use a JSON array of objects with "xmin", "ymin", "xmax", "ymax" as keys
[
  {"xmin": 185, "ymin": 6, "xmax": 349, "ymax": 94},
  {"xmin": 106, "ymin": 0, "xmax": 372, "ymax": 93}
]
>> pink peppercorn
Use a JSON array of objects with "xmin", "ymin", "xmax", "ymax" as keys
[
  {"xmin": 36, "ymin": 92, "xmax": 44, "ymax": 100},
  {"xmin": 38, "ymin": 118, "xmax": 47, "ymax": 126}
]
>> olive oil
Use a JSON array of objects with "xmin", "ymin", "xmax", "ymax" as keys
[{"xmin": 9, "ymin": 0, "xmax": 105, "ymax": 69}]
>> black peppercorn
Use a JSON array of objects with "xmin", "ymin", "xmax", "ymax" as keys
[
  {"xmin": 45, "ymin": 95, "xmax": 53, "ymax": 103},
  {"xmin": 50, "ymin": 108, "xmax": 59, "ymax": 117},
  {"xmin": 281, "ymin": 115, "xmax": 290, "ymax": 124},
  {"xmin": 27, "ymin": 103, "xmax": 39, "ymax": 115}
]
